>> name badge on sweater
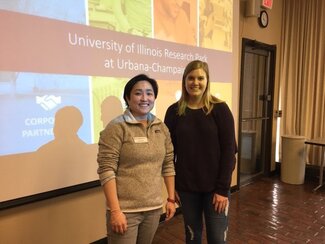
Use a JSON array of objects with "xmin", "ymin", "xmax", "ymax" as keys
[{"xmin": 133, "ymin": 137, "xmax": 148, "ymax": 143}]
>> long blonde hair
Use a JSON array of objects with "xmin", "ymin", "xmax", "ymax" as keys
[{"xmin": 177, "ymin": 60, "xmax": 223, "ymax": 116}]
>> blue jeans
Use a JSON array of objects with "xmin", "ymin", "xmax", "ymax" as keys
[{"xmin": 178, "ymin": 191, "xmax": 229, "ymax": 244}]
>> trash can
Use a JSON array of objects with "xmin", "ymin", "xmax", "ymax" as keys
[{"xmin": 281, "ymin": 135, "xmax": 306, "ymax": 184}]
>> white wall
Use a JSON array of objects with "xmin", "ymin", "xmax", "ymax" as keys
[{"xmin": 0, "ymin": 187, "xmax": 106, "ymax": 244}]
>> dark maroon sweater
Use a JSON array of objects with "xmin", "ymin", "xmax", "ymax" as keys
[{"xmin": 164, "ymin": 102, "xmax": 237, "ymax": 197}]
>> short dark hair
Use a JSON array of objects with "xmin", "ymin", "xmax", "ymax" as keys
[{"xmin": 123, "ymin": 74, "xmax": 158, "ymax": 106}]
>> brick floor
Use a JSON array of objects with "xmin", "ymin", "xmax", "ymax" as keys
[{"xmin": 153, "ymin": 176, "xmax": 325, "ymax": 244}]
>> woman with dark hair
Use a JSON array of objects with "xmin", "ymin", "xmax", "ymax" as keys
[
  {"xmin": 97, "ymin": 74, "xmax": 176, "ymax": 244},
  {"xmin": 164, "ymin": 60, "xmax": 237, "ymax": 244}
]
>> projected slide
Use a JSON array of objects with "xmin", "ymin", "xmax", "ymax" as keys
[{"xmin": 0, "ymin": 0, "xmax": 234, "ymax": 205}]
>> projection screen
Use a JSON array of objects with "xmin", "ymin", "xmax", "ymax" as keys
[{"xmin": 0, "ymin": 0, "xmax": 234, "ymax": 209}]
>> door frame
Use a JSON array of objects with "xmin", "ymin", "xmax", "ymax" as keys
[{"xmin": 237, "ymin": 38, "xmax": 276, "ymax": 187}]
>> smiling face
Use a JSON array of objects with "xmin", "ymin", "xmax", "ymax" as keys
[
  {"xmin": 126, "ymin": 80, "xmax": 155, "ymax": 118},
  {"xmin": 184, "ymin": 68, "xmax": 208, "ymax": 102}
]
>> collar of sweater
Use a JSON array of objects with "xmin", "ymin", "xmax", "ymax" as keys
[{"xmin": 123, "ymin": 109, "xmax": 160, "ymax": 125}]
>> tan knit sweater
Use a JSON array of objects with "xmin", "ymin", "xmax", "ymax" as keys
[{"xmin": 97, "ymin": 109, "xmax": 175, "ymax": 212}]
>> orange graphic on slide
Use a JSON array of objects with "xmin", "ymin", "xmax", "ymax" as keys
[{"xmin": 154, "ymin": 0, "xmax": 196, "ymax": 46}]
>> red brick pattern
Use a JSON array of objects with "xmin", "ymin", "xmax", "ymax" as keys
[{"xmin": 153, "ymin": 177, "xmax": 325, "ymax": 243}]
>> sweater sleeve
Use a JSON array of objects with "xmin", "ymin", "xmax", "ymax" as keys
[
  {"xmin": 97, "ymin": 123, "xmax": 123, "ymax": 186},
  {"xmin": 214, "ymin": 102, "xmax": 237, "ymax": 196}
]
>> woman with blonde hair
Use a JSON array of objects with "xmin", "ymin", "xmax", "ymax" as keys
[{"xmin": 164, "ymin": 60, "xmax": 237, "ymax": 243}]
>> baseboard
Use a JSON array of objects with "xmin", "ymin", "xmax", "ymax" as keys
[{"xmin": 90, "ymin": 238, "xmax": 107, "ymax": 244}]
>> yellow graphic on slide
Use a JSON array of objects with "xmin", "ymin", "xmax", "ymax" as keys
[
  {"xmin": 91, "ymin": 76, "xmax": 127, "ymax": 142},
  {"xmin": 156, "ymin": 80, "xmax": 183, "ymax": 120},
  {"xmin": 210, "ymin": 81, "xmax": 233, "ymax": 108},
  {"xmin": 88, "ymin": 0, "xmax": 152, "ymax": 37},
  {"xmin": 199, "ymin": 0, "xmax": 233, "ymax": 52}
]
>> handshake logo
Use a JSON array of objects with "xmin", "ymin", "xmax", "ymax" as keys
[{"xmin": 36, "ymin": 95, "xmax": 62, "ymax": 111}]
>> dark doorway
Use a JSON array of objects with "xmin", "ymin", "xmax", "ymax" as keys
[{"xmin": 238, "ymin": 38, "xmax": 276, "ymax": 186}]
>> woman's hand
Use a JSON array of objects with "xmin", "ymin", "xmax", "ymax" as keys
[
  {"xmin": 165, "ymin": 201, "xmax": 176, "ymax": 221},
  {"xmin": 110, "ymin": 210, "xmax": 127, "ymax": 234},
  {"xmin": 212, "ymin": 194, "xmax": 228, "ymax": 213}
]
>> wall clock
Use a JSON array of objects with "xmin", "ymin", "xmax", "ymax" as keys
[{"xmin": 258, "ymin": 10, "xmax": 269, "ymax": 28}]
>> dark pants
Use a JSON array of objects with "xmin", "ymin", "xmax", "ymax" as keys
[{"xmin": 178, "ymin": 191, "xmax": 229, "ymax": 244}]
